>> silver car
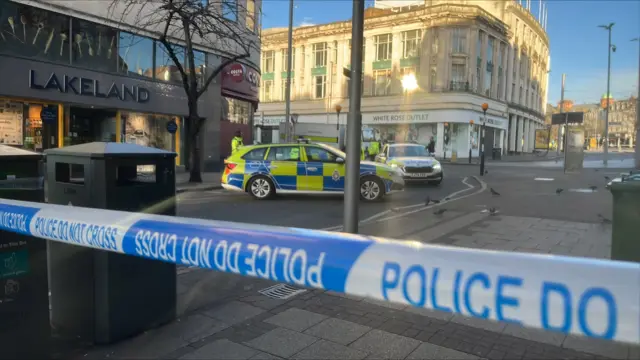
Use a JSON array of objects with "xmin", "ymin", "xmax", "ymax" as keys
[{"xmin": 374, "ymin": 143, "xmax": 443, "ymax": 185}]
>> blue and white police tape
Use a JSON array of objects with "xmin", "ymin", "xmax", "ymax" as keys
[{"xmin": 0, "ymin": 198, "xmax": 638, "ymax": 344}]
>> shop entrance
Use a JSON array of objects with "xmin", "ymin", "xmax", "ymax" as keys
[{"xmin": 66, "ymin": 107, "xmax": 117, "ymax": 146}]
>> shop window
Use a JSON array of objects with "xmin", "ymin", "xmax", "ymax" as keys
[
  {"xmin": 223, "ymin": 97, "xmax": 252, "ymax": 124},
  {"xmin": 118, "ymin": 32, "xmax": 154, "ymax": 79},
  {"xmin": 122, "ymin": 112, "xmax": 174, "ymax": 152},
  {"xmin": 25, "ymin": 104, "xmax": 43, "ymax": 151},
  {"xmin": 156, "ymin": 42, "xmax": 185, "ymax": 83},
  {"xmin": 0, "ymin": 2, "xmax": 70, "ymax": 64},
  {"xmin": 71, "ymin": 17, "xmax": 118, "ymax": 72},
  {"xmin": 66, "ymin": 107, "xmax": 117, "ymax": 146},
  {"xmin": 0, "ymin": 99, "xmax": 24, "ymax": 146}
]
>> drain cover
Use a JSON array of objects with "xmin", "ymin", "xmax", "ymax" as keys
[{"xmin": 258, "ymin": 284, "xmax": 307, "ymax": 300}]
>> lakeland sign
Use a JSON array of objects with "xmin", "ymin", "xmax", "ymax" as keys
[{"xmin": 28, "ymin": 70, "xmax": 150, "ymax": 103}]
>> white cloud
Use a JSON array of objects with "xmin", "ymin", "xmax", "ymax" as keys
[
  {"xmin": 549, "ymin": 68, "xmax": 639, "ymax": 105},
  {"xmin": 299, "ymin": 17, "xmax": 315, "ymax": 27}
]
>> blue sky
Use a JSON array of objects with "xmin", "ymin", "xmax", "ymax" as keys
[{"xmin": 261, "ymin": 0, "xmax": 640, "ymax": 106}]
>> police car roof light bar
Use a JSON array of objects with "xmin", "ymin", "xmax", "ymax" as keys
[{"xmin": 0, "ymin": 198, "xmax": 637, "ymax": 345}]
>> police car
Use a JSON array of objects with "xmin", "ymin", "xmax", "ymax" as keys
[
  {"xmin": 374, "ymin": 143, "xmax": 443, "ymax": 184},
  {"xmin": 221, "ymin": 141, "xmax": 404, "ymax": 201}
]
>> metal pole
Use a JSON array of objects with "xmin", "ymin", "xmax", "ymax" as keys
[
  {"xmin": 480, "ymin": 114, "xmax": 486, "ymax": 176},
  {"xmin": 557, "ymin": 73, "xmax": 565, "ymax": 155},
  {"xmin": 284, "ymin": 0, "xmax": 294, "ymax": 143},
  {"xmin": 343, "ymin": 0, "xmax": 365, "ymax": 234},
  {"xmin": 604, "ymin": 26, "xmax": 612, "ymax": 166}
]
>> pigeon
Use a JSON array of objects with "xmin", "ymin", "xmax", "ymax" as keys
[
  {"xmin": 433, "ymin": 208, "xmax": 447, "ymax": 215},
  {"xmin": 597, "ymin": 214, "xmax": 612, "ymax": 224},
  {"xmin": 444, "ymin": 197, "xmax": 451, "ymax": 201},
  {"xmin": 425, "ymin": 196, "xmax": 431, "ymax": 206},
  {"xmin": 489, "ymin": 207, "xmax": 498, "ymax": 216},
  {"xmin": 555, "ymin": 188, "xmax": 563, "ymax": 194},
  {"xmin": 431, "ymin": 199, "xmax": 441, "ymax": 204},
  {"xmin": 589, "ymin": 185, "xmax": 597, "ymax": 191},
  {"xmin": 604, "ymin": 176, "xmax": 610, "ymax": 181},
  {"xmin": 485, "ymin": 170, "xmax": 489, "ymax": 174},
  {"xmin": 490, "ymin": 188, "xmax": 500, "ymax": 196}
]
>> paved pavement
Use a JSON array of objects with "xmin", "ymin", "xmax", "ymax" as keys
[
  {"xmin": 56, "ymin": 153, "xmax": 639, "ymax": 359},
  {"xmin": 176, "ymin": 171, "xmax": 222, "ymax": 193}
]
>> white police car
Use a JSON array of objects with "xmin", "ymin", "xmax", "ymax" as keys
[{"xmin": 374, "ymin": 143, "xmax": 443, "ymax": 185}]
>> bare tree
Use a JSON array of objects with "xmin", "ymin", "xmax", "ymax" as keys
[{"xmin": 109, "ymin": 0, "xmax": 259, "ymax": 182}]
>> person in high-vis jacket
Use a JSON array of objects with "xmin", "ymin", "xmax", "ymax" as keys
[
  {"xmin": 368, "ymin": 140, "xmax": 380, "ymax": 160},
  {"xmin": 231, "ymin": 130, "xmax": 244, "ymax": 155}
]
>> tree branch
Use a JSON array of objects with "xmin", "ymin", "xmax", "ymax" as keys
[{"xmin": 197, "ymin": 52, "xmax": 250, "ymax": 99}]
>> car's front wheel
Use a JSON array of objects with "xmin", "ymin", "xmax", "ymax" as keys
[
  {"xmin": 360, "ymin": 176, "xmax": 384, "ymax": 202},
  {"xmin": 248, "ymin": 176, "xmax": 275, "ymax": 200}
]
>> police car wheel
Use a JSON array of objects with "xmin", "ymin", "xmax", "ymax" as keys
[
  {"xmin": 360, "ymin": 176, "xmax": 384, "ymax": 202},
  {"xmin": 248, "ymin": 176, "xmax": 274, "ymax": 200}
]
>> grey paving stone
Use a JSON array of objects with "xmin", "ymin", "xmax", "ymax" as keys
[
  {"xmin": 363, "ymin": 297, "xmax": 408, "ymax": 310},
  {"xmin": 349, "ymin": 329, "xmax": 421, "ymax": 359},
  {"xmin": 403, "ymin": 305, "xmax": 454, "ymax": 321},
  {"xmin": 204, "ymin": 301, "xmax": 265, "ymax": 325},
  {"xmin": 180, "ymin": 339, "xmax": 259, "ymax": 359},
  {"xmin": 293, "ymin": 339, "xmax": 368, "ymax": 360},
  {"xmin": 249, "ymin": 352, "xmax": 284, "ymax": 359},
  {"xmin": 304, "ymin": 318, "xmax": 371, "ymax": 345},
  {"xmin": 450, "ymin": 315, "xmax": 506, "ymax": 333},
  {"xmin": 502, "ymin": 323, "xmax": 565, "ymax": 346},
  {"xmin": 562, "ymin": 334, "xmax": 630, "ymax": 359},
  {"xmin": 245, "ymin": 327, "xmax": 318, "ymax": 358},
  {"xmin": 406, "ymin": 342, "xmax": 480, "ymax": 359},
  {"xmin": 264, "ymin": 308, "xmax": 327, "ymax": 331},
  {"xmin": 163, "ymin": 313, "xmax": 230, "ymax": 343}
]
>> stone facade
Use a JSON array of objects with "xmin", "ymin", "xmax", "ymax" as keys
[{"xmin": 256, "ymin": 0, "xmax": 549, "ymax": 157}]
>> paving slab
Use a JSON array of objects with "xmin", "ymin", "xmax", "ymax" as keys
[
  {"xmin": 180, "ymin": 339, "xmax": 260, "ymax": 360},
  {"xmin": 349, "ymin": 329, "xmax": 421, "ymax": 359},
  {"xmin": 264, "ymin": 308, "xmax": 327, "ymax": 332},
  {"xmin": 245, "ymin": 327, "xmax": 318, "ymax": 358},
  {"xmin": 293, "ymin": 339, "xmax": 368, "ymax": 360},
  {"xmin": 303, "ymin": 318, "xmax": 372, "ymax": 345},
  {"xmin": 204, "ymin": 301, "xmax": 266, "ymax": 325},
  {"xmin": 406, "ymin": 342, "xmax": 481, "ymax": 359}
]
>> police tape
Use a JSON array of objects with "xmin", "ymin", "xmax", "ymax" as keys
[{"xmin": 0, "ymin": 198, "xmax": 638, "ymax": 344}]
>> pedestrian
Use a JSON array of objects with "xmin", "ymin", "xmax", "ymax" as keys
[
  {"xmin": 231, "ymin": 130, "xmax": 244, "ymax": 155},
  {"xmin": 427, "ymin": 137, "xmax": 436, "ymax": 156}
]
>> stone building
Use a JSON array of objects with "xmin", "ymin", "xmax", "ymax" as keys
[{"xmin": 256, "ymin": 0, "xmax": 550, "ymax": 158}]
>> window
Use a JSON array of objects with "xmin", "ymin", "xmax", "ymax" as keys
[
  {"xmin": 118, "ymin": 32, "xmax": 154, "ymax": 79},
  {"xmin": 374, "ymin": 34, "xmax": 392, "ymax": 61},
  {"xmin": 451, "ymin": 28, "xmax": 466, "ymax": 53},
  {"xmin": 192, "ymin": 50, "xmax": 207, "ymax": 88},
  {"xmin": 430, "ymin": 66, "xmax": 437, "ymax": 91},
  {"xmin": 68, "ymin": 18, "xmax": 117, "ymax": 72},
  {"xmin": 402, "ymin": 30, "xmax": 421, "ymax": 58},
  {"xmin": 246, "ymin": 0, "xmax": 256, "ymax": 32},
  {"xmin": 267, "ymin": 146, "xmax": 300, "ymax": 161},
  {"xmin": 281, "ymin": 48, "xmax": 295, "ymax": 72},
  {"xmin": 281, "ymin": 78, "xmax": 294, "ymax": 100},
  {"xmin": 312, "ymin": 42, "xmax": 327, "ymax": 67},
  {"xmin": 431, "ymin": 28, "xmax": 439, "ymax": 54},
  {"xmin": 497, "ymin": 42, "xmax": 505, "ymax": 99},
  {"xmin": 122, "ymin": 112, "xmax": 175, "ymax": 152},
  {"xmin": 0, "ymin": 2, "xmax": 72, "ymax": 65},
  {"xmin": 222, "ymin": 0, "xmax": 237, "ymax": 22},
  {"xmin": 451, "ymin": 63, "xmax": 466, "ymax": 90},
  {"xmin": 243, "ymin": 148, "xmax": 267, "ymax": 160},
  {"xmin": 155, "ymin": 43, "xmax": 185, "ymax": 83},
  {"xmin": 261, "ymin": 80, "xmax": 274, "ymax": 102},
  {"xmin": 313, "ymin": 75, "xmax": 326, "ymax": 98},
  {"xmin": 222, "ymin": 97, "xmax": 253, "ymax": 124},
  {"xmin": 476, "ymin": 31, "xmax": 483, "ymax": 92},
  {"xmin": 373, "ymin": 70, "xmax": 391, "ymax": 96},
  {"xmin": 305, "ymin": 147, "xmax": 339, "ymax": 162},
  {"xmin": 484, "ymin": 37, "xmax": 494, "ymax": 96},
  {"xmin": 262, "ymin": 50, "xmax": 275, "ymax": 72}
]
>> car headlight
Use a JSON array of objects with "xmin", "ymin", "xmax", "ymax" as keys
[
  {"xmin": 390, "ymin": 163, "xmax": 398, "ymax": 168},
  {"xmin": 433, "ymin": 162, "xmax": 441, "ymax": 170}
]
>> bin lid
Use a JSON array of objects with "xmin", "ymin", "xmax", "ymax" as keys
[
  {"xmin": 0, "ymin": 144, "xmax": 44, "ymax": 160},
  {"xmin": 44, "ymin": 142, "xmax": 177, "ymax": 159}
]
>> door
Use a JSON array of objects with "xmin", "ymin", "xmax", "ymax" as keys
[
  {"xmin": 302, "ymin": 146, "xmax": 345, "ymax": 192},
  {"xmin": 265, "ymin": 145, "xmax": 304, "ymax": 191}
]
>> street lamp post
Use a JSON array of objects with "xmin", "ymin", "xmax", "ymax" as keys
[
  {"xmin": 284, "ymin": 0, "xmax": 294, "ymax": 143},
  {"xmin": 599, "ymin": 23, "xmax": 615, "ymax": 166},
  {"xmin": 480, "ymin": 103, "xmax": 488, "ymax": 176},
  {"xmin": 335, "ymin": 104, "xmax": 342, "ymax": 131},
  {"xmin": 469, "ymin": 120, "xmax": 474, "ymax": 164},
  {"xmin": 632, "ymin": 38, "xmax": 640, "ymax": 169}
]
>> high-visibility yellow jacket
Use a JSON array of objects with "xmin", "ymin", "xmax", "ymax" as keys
[{"xmin": 231, "ymin": 136, "xmax": 244, "ymax": 154}]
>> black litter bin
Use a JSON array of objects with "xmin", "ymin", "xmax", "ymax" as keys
[
  {"xmin": 44, "ymin": 142, "xmax": 177, "ymax": 345},
  {"xmin": 0, "ymin": 145, "xmax": 50, "ymax": 359},
  {"xmin": 492, "ymin": 148, "xmax": 502, "ymax": 160}
]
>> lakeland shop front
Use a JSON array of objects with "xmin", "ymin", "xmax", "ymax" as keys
[{"xmin": 0, "ymin": 55, "xmax": 198, "ymax": 165}]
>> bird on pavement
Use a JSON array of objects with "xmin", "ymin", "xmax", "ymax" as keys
[
  {"xmin": 444, "ymin": 197, "xmax": 450, "ymax": 201},
  {"xmin": 490, "ymin": 188, "xmax": 500, "ymax": 196},
  {"xmin": 425, "ymin": 196, "xmax": 431, "ymax": 206},
  {"xmin": 489, "ymin": 207, "xmax": 498, "ymax": 216},
  {"xmin": 556, "ymin": 188, "xmax": 564, "ymax": 194},
  {"xmin": 597, "ymin": 214, "xmax": 612, "ymax": 224},
  {"xmin": 589, "ymin": 185, "xmax": 597, "ymax": 191},
  {"xmin": 433, "ymin": 208, "xmax": 447, "ymax": 215},
  {"xmin": 604, "ymin": 176, "xmax": 610, "ymax": 181},
  {"xmin": 485, "ymin": 170, "xmax": 489, "ymax": 174}
]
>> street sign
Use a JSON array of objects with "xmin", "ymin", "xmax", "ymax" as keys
[
  {"xmin": 551, "ymin": 112, "xmax": 584, "ymax": 125},
  {"xmin": 166, "ymin": 120, "xmax": 178, "ymax": 134}
]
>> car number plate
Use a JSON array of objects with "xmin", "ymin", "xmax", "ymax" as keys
[{"xmin": 408, "ymin": 173, "xmax": 429, "ymax": 177}]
